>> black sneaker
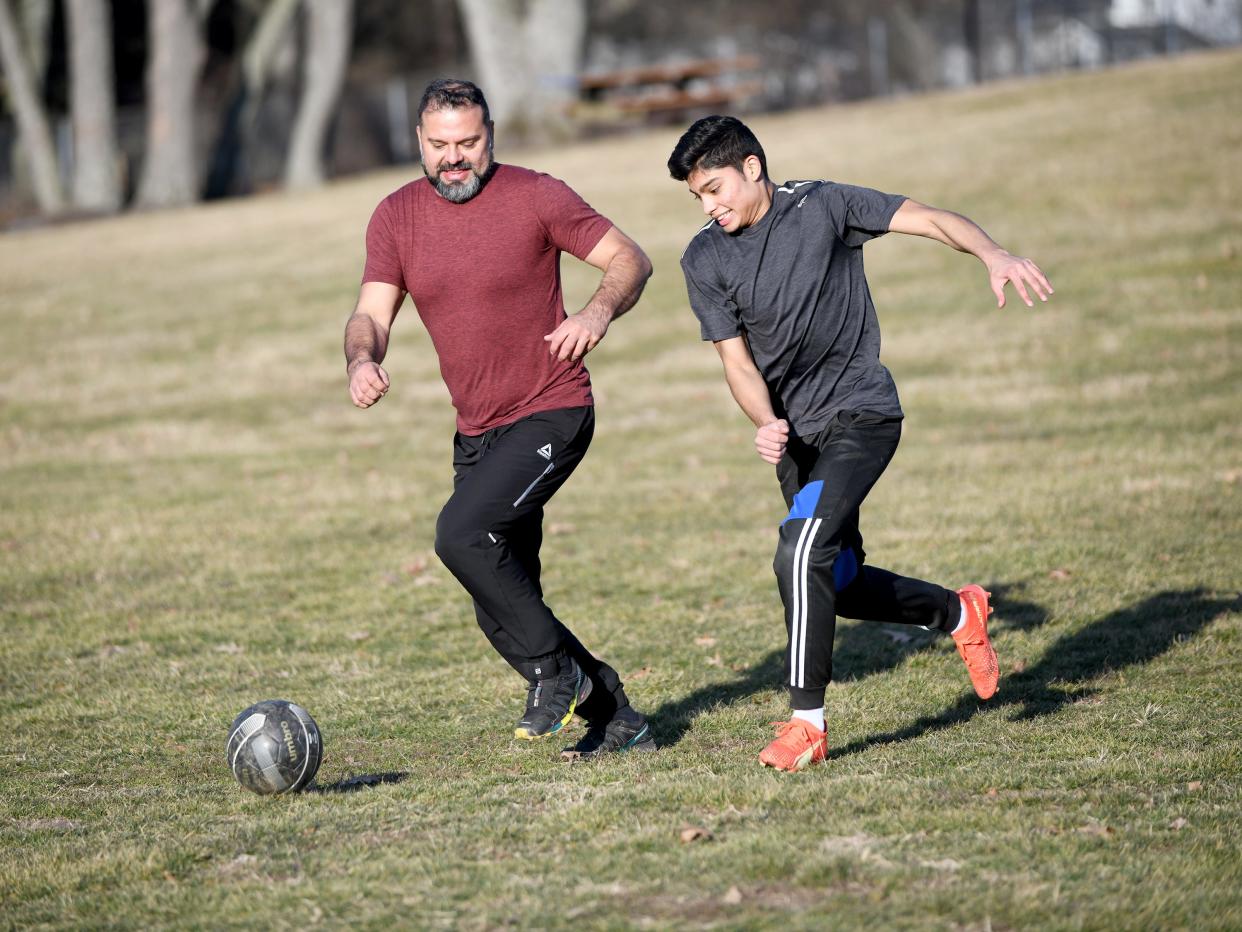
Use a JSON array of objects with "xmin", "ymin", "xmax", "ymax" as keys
[
  {"xmin": 561, "ymin": 709, "xmax": 656, "ymax": 760},
  {"xmin": 514, "ymin": 658, "xmax": 592, "ymax": 740}
]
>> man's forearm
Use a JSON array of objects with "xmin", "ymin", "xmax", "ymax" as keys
[
  {"xmin": 916, "ymin": 207, "xmax": 1006, "ymax": 263},
  {"xmin": 724, "ymin": 361, "xmax": 779, "ymax": 428},
  {"xmin": 581, "ymin": 246, "xmax": 652, "ymax": 324},
  {"xmin": 889, "ymin": 199, "xmax": 1052, "ymax": 308},
  {"xmin": 343, "ymin": 312, "xmax": 389, "ymax": 372}
]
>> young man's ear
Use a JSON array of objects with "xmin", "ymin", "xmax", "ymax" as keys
[{"xmin": 745, "ymin": 155, "xmax": 763, "ymax": 182}]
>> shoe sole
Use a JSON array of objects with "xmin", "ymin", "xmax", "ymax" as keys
[
  {"xmin": 956, "ymin": 587, "xmax": 998, "ymax": 700},
  {"xmin": 513, "ymin": 673, "xmax": 593, "ymax": 740}
]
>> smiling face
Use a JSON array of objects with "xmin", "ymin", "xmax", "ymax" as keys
[
  {"xmin": 685, "ymin": 155, "xmax": 772, "ymax": 234},
  {"xmin": 417, "ymin": 105, "xmax": 494, "ymax": 203}
]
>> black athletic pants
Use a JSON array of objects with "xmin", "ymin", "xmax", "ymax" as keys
[
  {"xmin": 433, "ymin": 405, "xmax": 630, "ymax": 720},
  {"xmin": 774, "ymin": 410, "xmax": 958, "ymax": 710}
]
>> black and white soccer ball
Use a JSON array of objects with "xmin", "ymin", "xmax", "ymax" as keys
[{"xmin": 226, "ymin": 699, "xmax": 323, "ymax": 795}]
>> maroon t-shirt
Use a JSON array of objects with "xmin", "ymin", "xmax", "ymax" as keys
[{"xmin": 362, "ymin": 163, "xmax": 613, "ymax": 435}]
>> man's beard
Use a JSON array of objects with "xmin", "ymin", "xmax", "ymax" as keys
[{"xmin": 427, "ymin": 155, "xmax": 494, "ymax": 203}]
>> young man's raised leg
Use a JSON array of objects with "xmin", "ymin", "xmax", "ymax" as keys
[{"xmin": 761, "ymin": 413, "xmax": 997, "ymax": 772}]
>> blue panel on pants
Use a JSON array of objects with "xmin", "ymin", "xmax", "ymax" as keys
[
  {"xmin": 833, "ymin": 547, "xmax": 858, "ymax": 591},
  {"xmin": 781, "ymin": 480, "xmax": 824, "ymax": 526},
  {"xmin": 782, "ymin": 480, "xmax": 858, "ymax": 590}
]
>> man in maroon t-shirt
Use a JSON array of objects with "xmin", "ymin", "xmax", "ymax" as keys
[{"xmin": 343, "ymin": 79, "xmax": 655, "ymax": 758}]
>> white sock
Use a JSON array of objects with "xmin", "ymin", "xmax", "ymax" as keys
[
  {"xmin": 950, "ymin": 597, "xmax": 969, "ymax": 635},
  {"xmin": 791, "ymin": 708, "xmax": 825, "ymax": 732}
]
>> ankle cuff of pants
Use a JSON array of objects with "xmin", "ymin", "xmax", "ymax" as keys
[
  {"xmin": 790, "ymin": 686, "xmax": 827, "ymax": 710},
  {"xmin": 518, "ymin": 649, "xmax": 567, "ymax": 682},
  {"xmin": 931, "ymin": 589, "xmax": 958, "ymax": 632}
]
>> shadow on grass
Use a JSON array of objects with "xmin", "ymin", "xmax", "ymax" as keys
[
  {"xmin": 834, "ymin": 581, "xmax": 1049, "ymax": 683},
  {"xmin": 310, "ymin": 772, "xmax": 410, "ymax": 794},
  {"xmin": 647, "ymin": 582, "xmax": 1049, "ymax": 748},
  {"xmin": 831, "ymin": 587, "xmax": 1239, "ymax": 759},
  {"xmin": 648, "ymin": 650, "xmax": 784, "ymax": 748}
]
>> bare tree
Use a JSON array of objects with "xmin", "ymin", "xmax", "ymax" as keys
[
  {"xmin": 524, "ymin": 0, "xmax": 584, "ymax": 139},
  {"xmin": 19, "ymin": 0, "xmax": 50, "ymax": 84},
  {"xmin": 457, "ymin": 0, "xmax": 527, "ymax": 128},
  {"xmin": 136, "ymin": 0, "xmax": 208, "ymax": 208},
  {"xmin": 283, "ymin": 0, "xmax": 353, "ymax": 190},
  {"xmin": 0, "ymin": 0, "xmax": 62, "ymax": 212},
  {"xmin": 457, "ymin": 0, "xmax": 586, "ymax": 141},
  {"xmin": 204, "ymin": 0, "xmax": 300, "ymax": 198},
  {"xmin": 66, "ymin": 0, "xmax": 121, "ymax": 211}
]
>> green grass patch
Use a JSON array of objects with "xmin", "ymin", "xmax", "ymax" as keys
[{"xmin": 2, "ymin": 51, "xmax": 1240, "ymax": 929}]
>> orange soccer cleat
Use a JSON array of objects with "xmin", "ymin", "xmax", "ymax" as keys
[
  {"xmin": 758, "ymin": 719, "xmax": 828, "ymax": 772},
  {"xmin": 954, "ymin": 585, "xmax": 999, "ymax": 700}
]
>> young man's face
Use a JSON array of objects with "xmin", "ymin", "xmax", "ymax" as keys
[
  {"xmin": 417, "ymin": 105, "xmax": 494, "ymax": 203},
  {"xmin": 685, "ymin": 156, "xmax": 768, "ymax": 234}
]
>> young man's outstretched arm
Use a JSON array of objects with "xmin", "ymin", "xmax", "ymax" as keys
[{"xmin": 888, "ymin": 200, "xmax": 1053, "ymax": 308}]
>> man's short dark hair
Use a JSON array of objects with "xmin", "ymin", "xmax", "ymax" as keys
[
  {"xmin": 417, "ymin": 78, "xmax": 491, "ymax": 125},
  {"xmin": 667, "ymin": 115, "xmax": 768, "ymax": 182}
]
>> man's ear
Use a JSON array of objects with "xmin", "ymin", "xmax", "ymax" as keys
[{"xmin": 745, "ymin": 155, "xmax": 763, "ymax": 181}]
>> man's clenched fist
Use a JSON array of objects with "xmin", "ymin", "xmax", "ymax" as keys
[{"xmin": 348, "ymin": 360, "xmax": 390, "ymax": 409}]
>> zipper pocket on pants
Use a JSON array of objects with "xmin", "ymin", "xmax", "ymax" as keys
[{"xmin": 513, "ymin": 461, "xmax": 556, "ymax": 507}]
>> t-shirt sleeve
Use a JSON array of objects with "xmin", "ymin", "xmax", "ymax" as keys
[
  {"xmin": 681, "ymin": 247, "xmax": 742, "ymax": 342},
  {"xmin": 534, "ymin": 175, "xmax": 614, "ymax": 260},
  {"xmin": 361, "ymin": 197, "xmax": 406, "ymax": 290},
  {"xmin": 822, "ymin": 182, "xmax": 906, "ymax": 248}
]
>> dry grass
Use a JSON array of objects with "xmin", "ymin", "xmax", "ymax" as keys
[{"xmin": 1, "ymin": 50, "xmax": 1240, "ymax": 930}]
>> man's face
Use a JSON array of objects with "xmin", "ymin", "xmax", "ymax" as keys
[
  {"xmin": 685, "ymin": 158, "xmax": 768, "ymax": 234},
  {"xmin": 417, "ymin": 105, "xmax": 493, "ymax": 203}
]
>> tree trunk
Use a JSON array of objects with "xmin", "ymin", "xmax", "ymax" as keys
[
  {"xmin": 456, "ymin": 0, "xmax": 528, "ymax": 129},
  {"xmin": 204, "ymin": 0, "xmax": 300, "ymax": 198},
  {"xmin": 524, "ymin": 0, "xmax": 585, "ymax": 140},
  {"xmin": 283, "ymin": 0, "xmax": 353, "ymax": 190},
  {"xmin": 19, "ymin": 0, "xmax": 50, "ymax": 84},
  {"xmin": 66, "ymin": 0, "xmax": 121, "ymax": 211},
  {"xmin": 456, "ymin": 0, "xmax": 585, "ymax": 143},
  {"xmin": 136, "ymin": 0, "xmax": 205, "ymax": 208},
  {"xmin": 0, "ymin": 0, "xmax": 62, "ymax": 212}
]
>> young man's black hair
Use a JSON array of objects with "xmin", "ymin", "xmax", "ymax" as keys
[{"xmin": 667, "ymin": 115, "xmax": 767, "ymax": 182}]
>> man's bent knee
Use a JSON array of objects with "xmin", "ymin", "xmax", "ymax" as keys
[{"xmin": 434, "ymin": 514, "xmax": 493, "ymax": 575}]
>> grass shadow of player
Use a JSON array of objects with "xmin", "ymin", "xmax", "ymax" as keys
[
  {"xmin": 830, "ymin": 587, "xmax": 1238, "ymax": 759},
  {"xmin": 833, "ymin": 581, "xmax": 1049, "ymax": 684},
  {"xmin": 647, "ymin": 650, "xmax": 785, "ymax": 748},
  {"xmin": 646, "ymin": 583, "xmax": 1049, "ymax": 748},
  {"xmin": 310, "ymin": 772, "xmax": 410, "ymax": 794}
]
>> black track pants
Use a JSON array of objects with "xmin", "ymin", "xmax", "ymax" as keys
[
  {"xmin": 774, "ymin": 411, "xmax": 957, "ymax": 710},
  {"xmin": 433, "ymin": 405, "xmax": 629, "ymax": 719}
]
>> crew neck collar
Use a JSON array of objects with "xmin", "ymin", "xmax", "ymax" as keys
[{"xmin": 735, "ymin": 181, "xmax": 778, "ymax": 237}]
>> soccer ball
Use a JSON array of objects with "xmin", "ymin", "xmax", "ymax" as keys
[{"xmin": 226, "ymin": 699, "xmax": 323, "ymax": 795}]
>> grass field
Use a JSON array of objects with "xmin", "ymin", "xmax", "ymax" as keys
[{"xmin": 2, "ymin": 50, "xmax": 1240, "ymax": 930}]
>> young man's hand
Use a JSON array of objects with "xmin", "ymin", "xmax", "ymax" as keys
[
  {"xmin": 348, "ymin": 360, "xmax": 390, "ymax": 408},
  {"xmin": 545, "ymin": 307, "xmax": 610, "ymax": 361},
  {"xmin": 755, "ymin": 419, "xmax": 789, "ymax": 465},
  {"xmin": 986, "ymin": 251, "xmax": 1054, "ymax": 308}
]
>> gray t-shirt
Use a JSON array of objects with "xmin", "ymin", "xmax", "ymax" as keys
[{"xmin": 680, "ymin": 179, "xmax": 906, "ymax": 435}]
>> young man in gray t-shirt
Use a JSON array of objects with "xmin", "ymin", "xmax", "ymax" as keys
[{"xmin": 669, "ymin": 116, "xmax": 1052, "ymax": 772}]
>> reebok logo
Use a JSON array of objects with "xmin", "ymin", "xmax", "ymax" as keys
[
  {"xmin": 797, "ymin": 194, "xmax": 809, "ymax": 208},
  {"xmin": 537, "ymin": 443, "xmax": 552, "ymax": 460}
]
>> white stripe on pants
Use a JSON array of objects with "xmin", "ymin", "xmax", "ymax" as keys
[{"xmin": 789, "ymin": 517, "xmax": 823, "ymax": 689}]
